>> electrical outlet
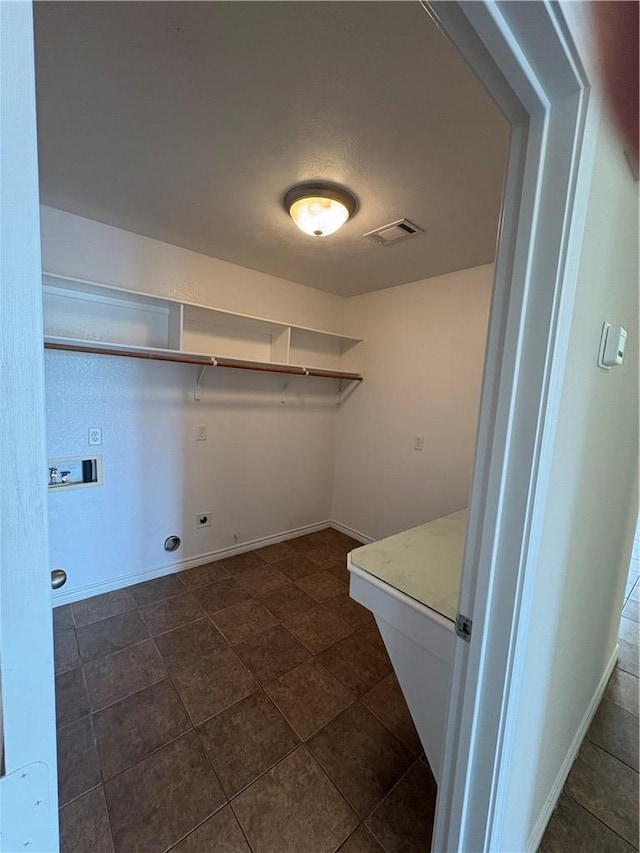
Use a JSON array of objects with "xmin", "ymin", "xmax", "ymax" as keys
[
  {"xmin": 196, "ymin": 425, "xmax": 207, "ymax": 441},
  {"xmin": 88, "ymin": 427, "xmax": 102, "ymax": 446},
  {"xmin": 233, "ymin": 532, "xmax": 239, "ymax": 543},
  {"xmin": 414, "ymin": 435, "xmax": 424, "ymax": 451},
  {"xmin": 196, "ymin": 512, "xmax": 211, "ymax": 529}
]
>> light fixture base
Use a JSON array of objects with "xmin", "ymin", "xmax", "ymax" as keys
[
  {"xmin": 283, "ymin": 182, "xmax": 357, "ymax": 237},
  {"xmin": 283, "ymin": 183, "xmax": 357, "ymax": 216}
]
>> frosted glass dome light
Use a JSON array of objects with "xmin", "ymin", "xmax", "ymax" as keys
[{"xmin": 284, "ymin": 183, "xmax": 357, "ymax": 238}]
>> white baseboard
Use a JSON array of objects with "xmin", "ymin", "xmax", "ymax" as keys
[
  {"xmin": 329, "ymin": 519, "xmax": 373, "ymax": 544},
  {"xmin": 526, "ymin": 645, "xmax": 619, "ymax": 851},
  {"xmin": 52, "ymin": 520, "xmax": 333, "ymax": 606}
]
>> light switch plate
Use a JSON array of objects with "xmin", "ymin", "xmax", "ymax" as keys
[{"xmin": 598, "ymin": 322, "xmax": 627, "ymax": 370}]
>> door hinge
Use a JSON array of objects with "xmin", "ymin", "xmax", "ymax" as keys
[{"xmin": 455, "ymin": 612, "xmax": 472, "ymax": 642}]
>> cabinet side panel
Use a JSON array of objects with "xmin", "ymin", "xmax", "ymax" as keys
[{"xmin": 271, "ymin": 327, "xmax": 291, "ymax": 363}]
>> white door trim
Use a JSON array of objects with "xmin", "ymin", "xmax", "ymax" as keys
[
  {"xmin": 0, "ymin": 3, "xmax": 58, "ymax": 850},
  {"xmin": 428, "ymin": 3, "xmax": 597, "ymax": 850}
]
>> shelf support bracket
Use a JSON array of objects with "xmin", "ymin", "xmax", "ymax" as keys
[
  {"xmin": 194, "ymin": 364, "xmax": 210, "ymax": 401},
  {"xmin": 337, "ymin": 378, "xmax": 359, "ymax": 406}
]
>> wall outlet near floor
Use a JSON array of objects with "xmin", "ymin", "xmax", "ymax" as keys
[
  {"xmin": 88, "ymin": 427, "xmax": 102, "ymax": 446},
  {"xmin": 196, "ymin": 425, "xmax": 207, "ymax": 441},
  {"xmin": 196, "ymin": 512, "xmax": 212, "ymax": 529},
  {"xmin": 414, "ymin": 435, "xmax": 424, "ymax": 451}
]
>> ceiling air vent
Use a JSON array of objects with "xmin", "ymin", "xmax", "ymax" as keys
[{"xmin": 363, "ymin": 218, "xmax": 425, "ymax": 246}]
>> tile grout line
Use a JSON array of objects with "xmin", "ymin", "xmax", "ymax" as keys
[
  {"xmin": 585, "ymin": 725, "xmax": 640, "ymax": 774},
  {"xmin": 95, "ymin": 670, "xmax": 196, "ymax": 786},
  {"xmin": 226, "ymin": 742, "xmax": 360, "ymax": 849},
  {"xmin": 563, "ymin": 792, "xmax": 640, "ymax": 850},
  {"xmin": 64, "ymin": 586, "xmax": 364, "ymax": 726},
  {"xmin": 195, "ymin": 691, "xmax": 301, "ymax": 802},
  {"xmin": 178, "ymin": 644, "xmax": 401, "ymax": 821},
  {"xmin": 70, "ymin": 596, "xmax": 389, "ymax": 728},
  {"xmin": 162, "ymin": 800, "xmax": 234, "ymax": 853},
  {"xmin": 101, "ymin": 727, "xmax": 196, "ymax": 788},
  {"xmin": 601, "ymin": 692, "xmax": 640, "ymax": 720},
  {"xmin": 227, "ymin": 798, "xmax": 257, "ymax": 853},
  {"xmin": 361, "ymin": 755, "xmax": 432, "ymax": 853},
  {"xmin": 58, "ymin": 780, "xmax": 102, "ymax": 811},
  {"xmin": 570, "ymin": 738, "xmax": 640, "ymax": 847},
  {"xmin": 61, "ymin": 580, "xmax": 378, "ymax": 698},
  {"xmin": 88, "ymin": 661, "xmax": 403, "ymax": 805},
  {"xmin": 71, "ymin": 603, "xmax": 138, "ymax": 632},
  {"xmin": 363, "ymin": 753, "xmax": 427, "ymax": 827},
  {"xmin": 100, "ymin": 773, "xmax": 118, "ymax": 853},
  {"xmin": 141, "ymin": 610, "xmax": 207, "ymax": 639},
  {"xmin": 57, "ymin": 536, "xmax": 384, "ymax": 851}
]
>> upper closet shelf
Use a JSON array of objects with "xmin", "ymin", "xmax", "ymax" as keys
[{"xmin": 42, "ymin": 273, "xmax": 363, "ymax": 380}]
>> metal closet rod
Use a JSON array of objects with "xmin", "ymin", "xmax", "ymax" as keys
[{"xmin": 44, "ymin": 341, "xmax": 363, "ymax": 382}]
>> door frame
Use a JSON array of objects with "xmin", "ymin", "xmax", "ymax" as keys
[
  {"xmin": 428, "ymin": 2, "xmax": 598, "ymax": 850},
  {"xmin": 0, "ymin": 2, "xmax": 58, "ymax": 851}
]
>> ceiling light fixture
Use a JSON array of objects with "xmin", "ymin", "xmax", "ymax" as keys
[{"xmin": 283, "ymin": 183, "xmax": 357, "ymax": 238}]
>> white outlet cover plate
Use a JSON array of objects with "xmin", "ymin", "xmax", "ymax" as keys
[
  {"xmin": 88, "ymin": 427, "xmax": 102, "ymax": 445},
  {"xmin": 196, "ymin": 425, "xmax": 207, "ymax": 441}
]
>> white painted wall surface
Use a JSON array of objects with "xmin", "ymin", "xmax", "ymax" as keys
[
  {"xmin": 332, "ymin": 265, "xmax": 493, "ymax": 540},
  {"xmin": 46, "ymin": 353, "xmax": 338, "ymax": 602},
  {"xmin": 40, "ymin": 206, "xmax": 344, "ymax": 330},
  {"xmin": 42, "ymin": 209, "xmax": 342, "ymax": 602},
  {"xmin": 498, "ymin": 112, "xmax": 639, "ymax": 849}
]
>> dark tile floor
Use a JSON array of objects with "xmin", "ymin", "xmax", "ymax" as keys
[
  {"xmin": 539, "ymin": 566, "xmax": 640, "ymax": 852},
  {"xmin": 54, "ymin": 528, "xmax": 435, "ymax": 853},
  {"xmin": 55, "ymin": 529, "xmax": 639, "ymax": 852}
]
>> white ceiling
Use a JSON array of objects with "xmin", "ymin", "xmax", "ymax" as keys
[{"xmin": 33, "ymin": 2, "xmax": 510, "ymax": 297}]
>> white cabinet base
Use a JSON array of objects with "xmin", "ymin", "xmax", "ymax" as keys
[{"xmin": 349, "ymin": 565, "xmax": 455, "ymax": 784}]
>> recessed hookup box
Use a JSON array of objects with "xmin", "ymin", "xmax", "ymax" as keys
[{"xmin": 47, "ymin": 455, "xmax": 103, "ymax": 491}]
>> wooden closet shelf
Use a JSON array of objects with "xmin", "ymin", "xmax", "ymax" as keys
[
  {"xmin": 44, "ymin": 341, "xmax": 363, "ymax": 382},
  {"xmin": 42, "ymin": 274, "xmax": 364, "ymax": 385}
]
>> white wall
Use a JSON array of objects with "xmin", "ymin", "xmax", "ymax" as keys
[
  {"xmin": 41, "ymin": 206, "xmax": 343, "ymax": 330},
  {"xmin": 43, "ymin": 208, "xmax": 344, "ymax": 602},
  {"xmin": 332, "ymin": 265, "xmax": 493, "ymax": 540},
  {"xmin": 500, "ymin": 111, "xmax": 639, "ymax": 848}
]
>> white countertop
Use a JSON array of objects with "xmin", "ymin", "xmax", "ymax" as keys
[{"xmin": 348, "ymin": 509, "xmax": 468, "ymax": 622}]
